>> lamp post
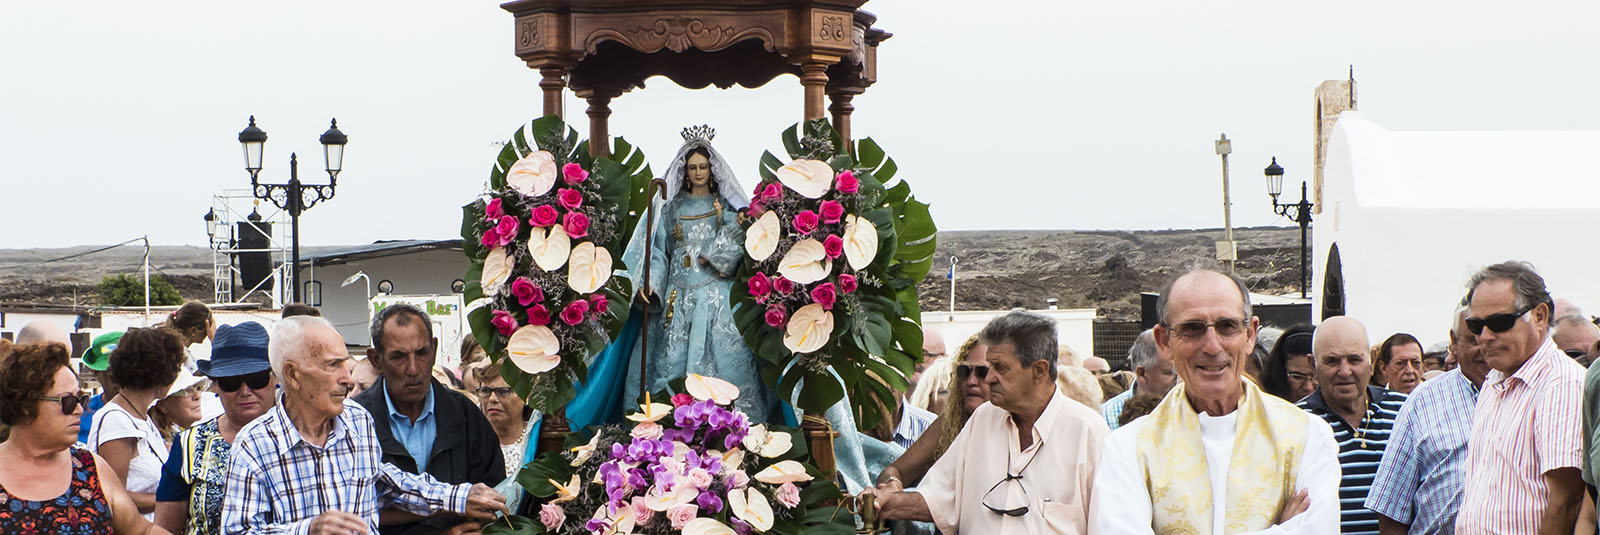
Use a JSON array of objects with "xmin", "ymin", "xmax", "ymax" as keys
[
  {"xmin": 1264, "ymin": 157, "xmax": 1314, "ymax": 298},
  {"xmin": 238, "ymin": 116, "xmax": 347, "ymax": 303}
]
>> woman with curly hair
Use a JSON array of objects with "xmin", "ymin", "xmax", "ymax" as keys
[
  {"xmin": 86, "ymin": 327, "xmax": 187, "ymax": 520},
  {"xmin": 874, "ymin": 334, "xmax": 993, "ymax": 493},
  {"xmin": 0, "ymin": 340, "xmax": 173, "ymax": 534}
]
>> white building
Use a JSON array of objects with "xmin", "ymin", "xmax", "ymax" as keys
[
  {"xmin": 294, "ymin": 240, "xmax": 466, "ymax": 347},
  {"xmin": 924, "ymin": 308, "xmax": 1097, "ymax": 364}
]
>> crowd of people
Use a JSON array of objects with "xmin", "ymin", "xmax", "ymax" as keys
[{"xmin": 3, "ymin": 259, "xmax": 1599, "ymax": 534}]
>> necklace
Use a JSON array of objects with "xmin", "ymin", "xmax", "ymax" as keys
[
  {"xmin": 1350, "ymin": 401, "xmax": 1374, "ymax": 449},
  {"xmin": 501, "ymin": 429, "xmax": 528, "ymax": 477}
]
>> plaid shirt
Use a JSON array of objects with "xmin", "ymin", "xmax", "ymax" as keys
[
  {"xmin": 221, "ymin": 398, "xmax": 472, "ymax": 535},
  {"xmin": 1364, "ymin": 369, "xmax": 1478, "ymax": 534}
]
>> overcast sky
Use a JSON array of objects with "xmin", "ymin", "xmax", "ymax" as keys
[{"xmin": 3, "ymin": 0, "xmax": 1598, "ymax": 249}]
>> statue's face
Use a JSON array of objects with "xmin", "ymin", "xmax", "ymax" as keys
[{"xmin": 685, "ymin": 152, "xmax": 712, "ymax": 191}]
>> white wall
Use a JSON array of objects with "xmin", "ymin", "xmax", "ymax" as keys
[
  {"xmin": 299, "ymin": 248, "xmax": 468, "ymax": 346},
  {"xmin": 924, "ymin": 308, "xmax": 1097, "ymax": 365}
]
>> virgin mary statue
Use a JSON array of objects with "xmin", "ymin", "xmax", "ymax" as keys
[{"xmin": 622, "ymin": 126, "xmax": 781, "ymax": 423}]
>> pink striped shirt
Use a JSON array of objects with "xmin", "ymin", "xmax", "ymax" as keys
[{"xmin": 1456, "ymin": 338, "xmax": 1584, "ymax": 533}]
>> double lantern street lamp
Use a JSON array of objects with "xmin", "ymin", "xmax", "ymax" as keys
[
  {"xmin": 1263, "ymin": 157, "xmax": 1314, "ymax": 298},
  {"xmin": 237, "ymin": 116, "xmax": 347, "ymax": 304}
]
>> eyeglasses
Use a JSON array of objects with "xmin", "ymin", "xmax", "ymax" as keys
[
  {"xmin": 1286, "ymin": 372, "xmax": 1315, "ymax": 384},
  {"xmin": 1165, "ymin": 318, "xmax": 1248, "ymax": 340},
  {"xmin": 1566, "ymin": 349, "xmax": 1587, "ymax": 359},
  {"xmin": 923, "ymin": 351, "xmax": 946, "ymax": 360},
  {"xmin": 39, "ymin": 392, "xmax": 90, "ymax": 415},
  {"xmin": 476, "ymin": 387, "xmax": 516, "ymax": 399},
  {"xmin": 981, "ymin": 474, "xmax": 1030, "ymax": 516},
  {"xmin": 956, "ymin": 364, "xmax": 990, "ymax": 381},
  {"xmin": 172, "ymin": 381, "xmax": 210, "ymax": 398},
  {"xmin": 215, "ymin": 370, "xmax": 272, "ymax": 393},
  {"xmin": 1464, "ymin": 303, "xmax": 1537, "ymax": 335}
]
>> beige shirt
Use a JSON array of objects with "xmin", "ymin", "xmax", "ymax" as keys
[{"xmin": 914, "ymin": 388, "xmax": 1108, "ymax": 534}]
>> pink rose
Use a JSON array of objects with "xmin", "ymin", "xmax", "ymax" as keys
[
  {"xmin": 529, "ymin": 205, "xmax": 559, "ymax": 227},
  {"xmin": 511, "ymin": 277, "xmax": 543, "ymax": 307},
  {"xmin": 671, "ymin": 393, "xmax": 693, "ymax": 407},
  {"xmin": 666, "ymin": 504, "xmax": 698, "ymax": 529},
  {"xmin": 630, "ymin": 497, "xmax": 655, "ymax": 527},
  {"xmin": 527, "ymin": 304, "xmax": 551, "ymax": 326},
  {"xmin": 773, "ymin": 276, "xmax": 795, "ymax": 294},
  {"xmin": 539, "ymin": 503, "xmax": 566, "ymax": 531},
  {"xmin": 491, "ymin": 309, "xmax": 517, "ymax": 336},
  {"xmin": 747, "ymin": 203, "xmax": 764, "ymax": 219},
  {"xmin": 747, "ymin": 272, "xmax": 772, "ymax": 297},
  {"xmin": 557, "ymin": 188, "xmax": 583, "ymax": 211},
  {"xmin": 560, "ymin": 300, "xmax": 590, "ymax": 326},
  {"xmin": 762, "ymin": 182, "xmax": 783, "ymax": 201},
  {"xmin": 764, "ymin": 305, "xmax": 787, "ymax": 328},
  {"xmin": 485, "ymin": 198, "xmax": 506, "ymax": 220},
  {"xmin": 588, "ymin": 294, "xmax": 608, "ymax": 317},
  {"xmin": 793, "ymin": 210, "xmax": 819, "ymax": 235},
  {"xmin": 563, "ymin": 212, "xmax": 591, "ymax": 239},
  {"xmin": 775, "ymin": 482, "xmax": 802, "ymax": 509},
  {"xmin": 819, "ymin": 200, "xmax": 844, "ymax": 224},
  {"xmin": 810, "ymin": 282, "xmax": 837, "ymax": 310},
  {"xmin": 822, "ymin": 235, "xmax": 843, "ymax": 259},
  {"xmin": 838, "ymin": 273, "xmax": 857, "ymax": 293},
  {"xmin": 835, "ymin": 170, "xmax": 859, "ymax": 193},
  {"xmin": 686, "ymin": 468, "xmax": 714, "ymax": 490},
  {"xmin": 478, "ymin": 227, "xmax": 499, "ymax": 249},
  {"xmin": 727, "ymin": 470, "xmax": 750, "ymax": 489},
  {"xmin": 632, "ymin": 421, "xmax": 664, "ymax": 440},
  {"xmin": 563, "ymin": 163, "xmax": 589, "ymax": 185}
]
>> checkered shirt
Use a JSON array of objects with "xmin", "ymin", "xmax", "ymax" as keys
[{"xmin": 1363, "ymin": 369, "xmax": 1478, "ymax": 534}]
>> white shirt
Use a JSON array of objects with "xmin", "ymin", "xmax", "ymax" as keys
[
  {"xmin": 86, "ymin": 400, "xmax": 169, "ymax": 520},
  {"xmin": 1090, "ymin": 410, "xmax": 1341, "ymax": 534}
]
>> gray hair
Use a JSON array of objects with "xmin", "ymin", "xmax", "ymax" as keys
[
  {"xmin": 979, "ymin": 309, "xmax": 1059, "ymax": 371},
  {"xmin": 1466, "ymin": 261, "xmax": 1552, "ymax": 316},
  {"xmin": 1128, "ymin": 329, "xmax": 1160, "ymax": 371},
  {"xmin": 269, "ymin": 316, "xmax": 336, "ymax": 377},
  {"xmin": 1155, "ymin": 269, "xmax": 1253, "ymax": 325},
  {"xmin": 370, "ymin": 303, "xmax": 433, "ymax": 352},
  {"xmin": 1553, "ymin": 314, "xmax": 1592, "ymax": 330}
]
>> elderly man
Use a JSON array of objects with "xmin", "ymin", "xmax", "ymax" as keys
[
  {"xmin": 865, "ymin": 310, "xmax": 1108, "ymax": 534},
  {"xmin": 1296, "ymin": 317, "xmax": 1406, "ymax": 535},
  {"xmin": 1455, "ymin": 261, "xmax": 1584, "ymax": 533},
  {"xmin": 1101, "ymin": 329, "xmax": 1177, "ymax": 430},
  {"xmin": 1365, "ymin": 302, "xmax": 1491, "ymax": 534},
  {"xmin": 1554, "ymin": 315, "xmax": 1600, "ymax": 363},
  {"xmin": 353, "ymin": 304, "xmax": 505, "ymax": 535},
  {"xmin": 1091, "ymin": 269, "xmax": 1339, "ymax": 534},
  {"xmin": 222, "ymin": 316, "xmax": 507, "ymax": 535}
]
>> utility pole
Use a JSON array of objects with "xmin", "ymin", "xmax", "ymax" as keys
[{"xmin": 1215, "ymin": 134, "xmax": 1237, "ymax": 273}]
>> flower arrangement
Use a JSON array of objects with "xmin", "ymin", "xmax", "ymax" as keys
[
  {"xmin": 495, "ymin": 374, "xmax": 849, "ymax": 535},
  {"xmin": 731, "ymin": 120, "xmax": 937, "ymax": 431},
  {"xmin": 462, "ymin": 115, "xmax": 652, "ymax": 413}
]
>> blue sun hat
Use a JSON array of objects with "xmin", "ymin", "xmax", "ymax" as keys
[{"xmin": 197, "ymin": 321, "xmax": 271, "ymax": 378}]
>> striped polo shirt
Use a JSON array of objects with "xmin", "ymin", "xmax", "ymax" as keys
[{"xmin": 1299, "ymin": 385, "xmax": 1407, "ymax": 535}]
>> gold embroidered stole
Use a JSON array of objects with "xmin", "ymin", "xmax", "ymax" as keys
[{"xmin": 1137, "ymin": 380, "xmax": 1307, "ymax": 535}]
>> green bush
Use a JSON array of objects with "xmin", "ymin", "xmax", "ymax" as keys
[{"xmin": 98, "ymin": 273, "xmax": 182, "ymax": 306}]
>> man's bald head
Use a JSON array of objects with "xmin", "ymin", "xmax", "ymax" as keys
[
  {"xmin": 1313, "ymin": 316, "xmax": 1369, "ymax": 358},
  {"xmin": 1082, "ymin": 357, "xmax": 1110, "ymax": 373},
  {"xmin": 921, "ymin": 328, "xmax": 947, "ymax": 362},
  {"xmin": 16, "ymin": 320, "xmax": 70, "ymax": 347}
]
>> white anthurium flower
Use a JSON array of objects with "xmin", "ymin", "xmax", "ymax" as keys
[
  {"xmin": 549, "ymin": 474, "xmax": 581, "ymax": 504},
  {"xmin": 506, "ymin": 325, "xmax": 561, "ymax": 374},
  {"xmin": 741, "ymin": 424, "xmax": 793, "ymax": 458},
  {"xmin": 644, "ymin": 483, "xmax": 699, "ymax": 511},
  {"xmin": 744, "ymin": 211, "xmax": 781, "ymax": 262},
  {"xmin": 842, "ymin": 215, "xmax": 879, "ymax": 270},
  {"xmin": 570, "ymin": 433, "xmax": 601, "ymax": 467},
  {"xmin": 528, "ymin": 224, "xmax": 573, "ymax": 271},
  {"xmin": 774, "ymin": 159, "xmax": 834, "ymax": 199},
  {"xmin": 626, "ymin": 401, "xmax": 675, "ymax": 423},
  {"xmin": 753, "ymin": 460, "xmax": 814, "ymax": 484},
  {"xmin": 480, "ymin": 247, "xmax": 513, "ymax": 296},
  {"xmin": 566, "ymin": 241, "xmax": 613, "ymax": 294},
  {"xmin": 685, "ymin": 374, "xmax": 741, "ymax": 404},
  {"xmin": 728, "ymin": 487, "xmax": 775, "ymax": 532},
  {"xmin": 507, "ymin": 149, "xmax": 559, "ymax": 196},
  {"xmin": 782, "ymin": 303, "xmax": 833, "ymax": 354},
  {"xmin": 590, "ymin": 502, "xmax": 637, "ymax": 535},
  {"xmin": 720, "ymin": 449, "xmax": 746, "ymax": 476},
  {"xmin": 682, "ymin": 518, "xmax": 737, "ymax": 535},
  {"xmin": 776, "ymin": 239, "xmax": 831, "ymax": 285}
]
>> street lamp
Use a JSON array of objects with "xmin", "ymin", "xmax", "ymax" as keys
[
  {"xmin": 1264, "ymin": 157, "xmax": 1314, "ymax": 298},
  {"xmin": 342, "ymin": 271, "xmax": 371, "ymax": 303},
  {"xmin": 239, "ymin": 116, "xmax": 348, "ymax": 303},
  {"xmin": 202, "ymin": 208, "xmax": 220, "ymax": 243}
]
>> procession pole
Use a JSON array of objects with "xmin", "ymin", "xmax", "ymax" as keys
[{"xmin": 639, "ymin": 178, "xmax": 667, "ymax": 398}]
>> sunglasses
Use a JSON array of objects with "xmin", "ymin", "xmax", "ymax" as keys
[
  {"xmin": 476, "ymin": 387, "xmax": 516, "ymax": 399},
  {"xmin": 39, "ymin": 392, "xmax": 91, "ymax": 415},
  {"xmin": 956, "ymin": 364, "xmax": 990, "ymax": 381},
  {"xmin": 215, "ymin": 371, "xmax": 273, "ymax": 393},
  {"xmin": 981, "ymin": 474, "xmax": 1029, "ymax": 517},
  {"xmin": 1166, "ymin": 318, "xmax": 1247, "ymax": 340},
  {"xmin": 1566, "ymin": 349, "xmax": 1587, "ymax": 359},
  {"xmin": 1464, "ymin": 303, "xmax": 1537, "ymax": 336}
]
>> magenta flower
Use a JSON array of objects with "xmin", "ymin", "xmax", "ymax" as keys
[
  {"xmin": 810, "ymin": 282, "xmax": 837, "ymax": 310},
  {"xmin": 838, "ymin": 273, "xmax": 858, "ymax": 293},
  {"xmin": 773, "ymin": 276, "xmax": 795, "ymax": 294},
  {"xmin": 564, "ymin": 212, "xmax": 591, "ymax": 239},
  {"xmin": 793, "ymin": 210, "xmax": 820, "ymax": 235},
  {"xmin": 511, "ymin": 277, "xmax": 543, "ymax": 307},
  {"xmin": 495, "ymin": 216, "xmax": 519, "ymax": 242},
  {"xmin": 490, "ymin": 309, "xmax": 517, "ymax": 336},
  {"xmin": 835, "ymin": 170, "xmax": 859, "ymax": 193},
  {"xmin": 562, "ymin": 162, "xmax": 589, "ymax": 185},
  {"xmin": 560, "ymin": 299, "xmax": 590, "ymax": 326},
  {"xmin": 819, "ymin": 200, "xmax": 844, "ymax": 224},
  {"xmin": 557, "ymin": 188, "xmax": 583, "ymax": 211},
  {"xmin": 485, "ymin": 198, "xmax": 505, "ymax": 220},
  {"xmin": 478, "ymin": 228, "xmax": 499, "ymax": 249},
  {"xmin": 527, "ymin": 304, "xmax": 551, "ymax": 326},
  {"xmin": 671, "ymin": 393, "xmax": 693, "ymax": 407},
  {"xmin": 762, "ymin": 182, "xmax": 783, "ymax": 201},
  {"xmin": 529, "ymin": 205, "xmax": 559, "ymax": 227},
  {"xmin": 747, "ymin": 272, "xmax": 772, "ymax": 297},
  {"xmin": 764, "ymin": 305, "xmax": 787, "ymax": 327},
  {"xmin": 822, "ymin": 234, "xmax": 843, "ymax": 259},
  {"xmin": 588, "ymin": 294, "xmax": 608, "ymax": 316}
]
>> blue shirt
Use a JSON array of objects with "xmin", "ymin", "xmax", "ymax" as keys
[
  {"xmin": 1101, "ymin": 387, "xmax": 1136, "ymax": 430},
  {"xmin": 1364, "ymin": 369, "xmax": 1478, "ymax": 535},
  {"xmin": 893, "ymin": 402, "xmax": 937, "ymax": 449},
  {"xmin": 77, "ymin": 393, "xmax": 106, "ymax": 444},
  {"xmin": 1299, "ymin": 385, "xmax": 1407, "ymax": 535},
  {"xmin": 384, "ymin": 385, "xmax": 437, "ymax": 473}
]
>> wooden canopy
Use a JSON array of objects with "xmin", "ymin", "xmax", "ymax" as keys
[{"xmin": 500, "ymin": 0, "xmax": 890, "ymax": 156}]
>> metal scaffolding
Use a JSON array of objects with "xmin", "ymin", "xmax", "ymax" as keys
[{"xmin": 206, "ymin": 189, "xmax": 294, "ymax": 307}]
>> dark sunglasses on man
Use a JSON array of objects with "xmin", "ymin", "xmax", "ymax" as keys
[
  {"xmin": 956, "ymin": 363, "xmax": 990, "ymax": 381},
  {"xmin": 39, "ymin": 392, "xmax": 91, "ymax": 415},
  {"xmin": 1464, "ymin": 303, "xmax": 1538, "ymax": 336},
  {"xmin": 215, "ymin": 370, "xmax": 273, "ymax": 392}
]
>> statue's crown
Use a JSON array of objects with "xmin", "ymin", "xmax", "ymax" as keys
[{"xmin": 681, "ymin": 125, "xmax": 715, "ymax": 143}]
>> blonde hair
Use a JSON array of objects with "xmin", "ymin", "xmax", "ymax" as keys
[
  {"xmin": 1057, "ymin": 343, "xmax": 1081, "ymax": 368},
  {"xmin": 908, "ymin": 357, "xmax": 953, "ymax": 411},
  {"xmin": 935, "ymin": 334, "xmax": 985, "ymax": 457},
  {"xmin": 1056, "ymin": 365, "xmax": 1104, "ymax": 410}
]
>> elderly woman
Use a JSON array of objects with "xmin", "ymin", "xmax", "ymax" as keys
[
  {"xmin": 148, "ymin": 374, "xmax": 208, "ymax": 445},
  {"xmin": 0, "ymin": 340, "xmax": 172, "ymax": 535},
  {"xmin": 87, "ymin": 327, "xmax": 187, "ymax": 519},
  {"xmin": 472, "ymin": 365, "xmax": 539, "ymax": 515},
  {"xmin": 906, "ymin": 356, "xmax": 953, "ymax": 414},
  {"xmin": 874, "ymin": 334, "xmax": 992, "ymax": 492}
]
